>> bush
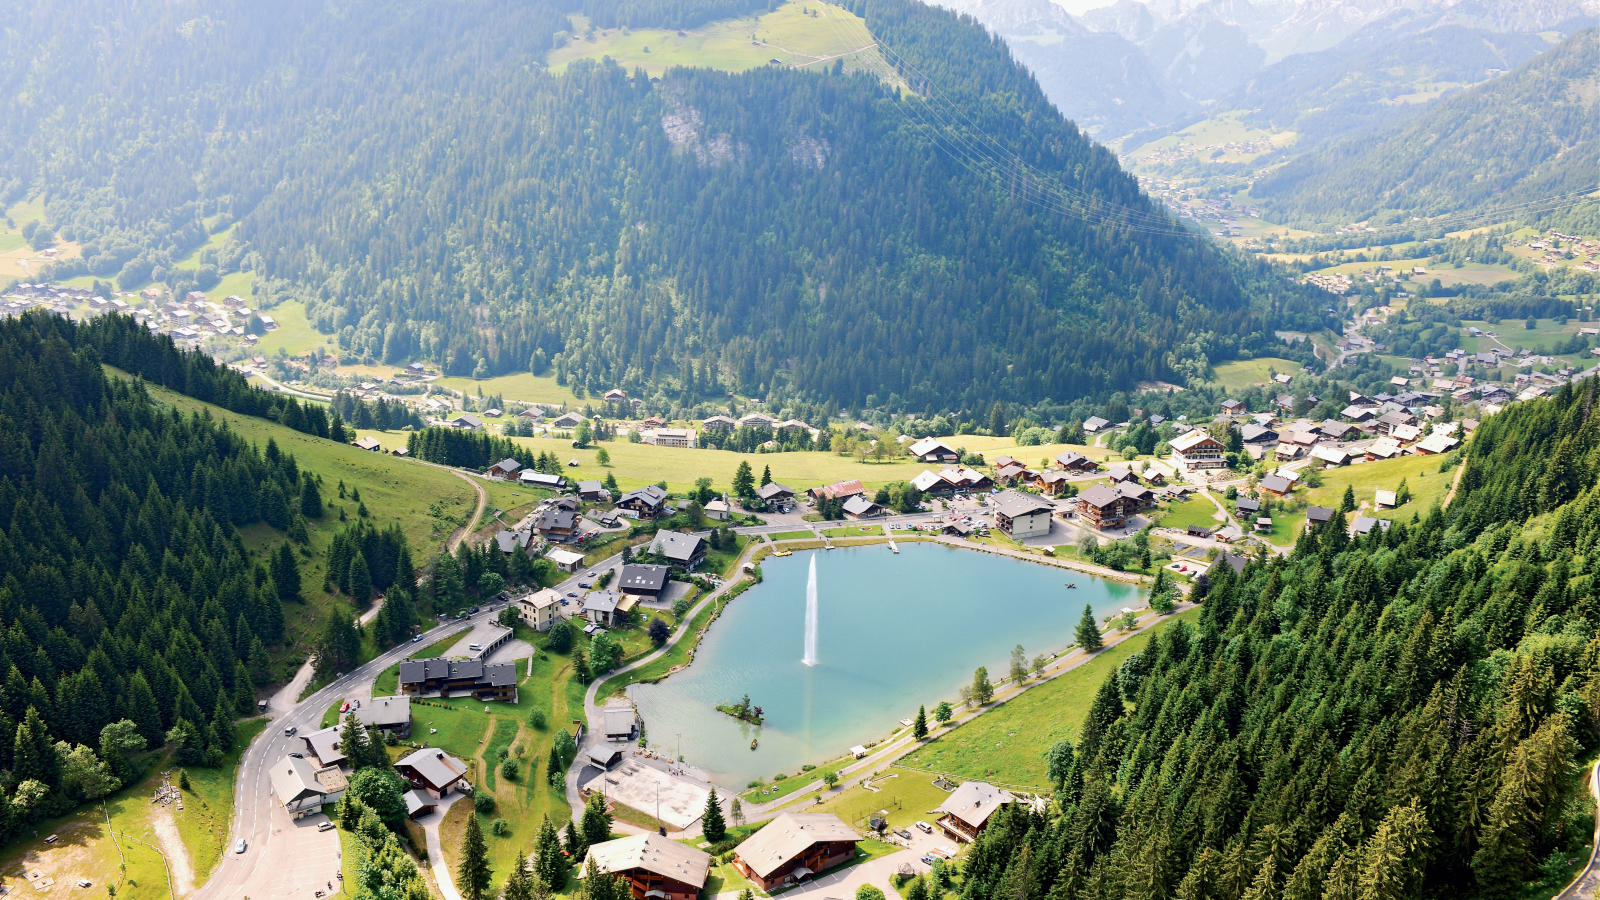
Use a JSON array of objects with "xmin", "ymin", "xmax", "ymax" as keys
[
  {"xmin": 492, "ymin": 818, "xmax": 510, "ymax": 836},
  {"xmin": 528, "ymin": 708, "xmax": 547, "ymax": 729},
  {"xmin": 857, "ymin": 886, "xmax": 886, "ymax": 900},
  {"xmin": 474, "ymin": 793, "xmax": 496, "ymax": 815},
  {"xmin": 501, "ymin": 758, "xmax": 519, "ymax": 780}
]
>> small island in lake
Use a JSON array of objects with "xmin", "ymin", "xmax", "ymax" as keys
[{"xmin": 717, "ymin": 694, "xmax": 763, "ymax": 725}]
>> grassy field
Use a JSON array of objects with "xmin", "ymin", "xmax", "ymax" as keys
[
  {"xmin": 1126, "ymin": 111, "xmax": 1294, "ymax": 166},
  {"xmin": 0, "ymin": 719, "xmax": 266, "ymax": 900},
  {"xmin": 1465, "ymin": 317, "xmax": 1594, "ymax": 355},
  {"xmin": 435, "ymin": 371, "xmax": 583, "ymax": 408},
  {"xmin": 549, "ymin": 0, "xmax": 887, "ymax": 78},
  {"xmin": 1208, "ymin": 357, "xmax": 1304, "ymax": 391},
  {"xmin": 768, "ymin": 530, "xmax": 815, "ymax": 541},
  {"xmin": 130, "ymin": 376, "xmax": 479, "ymax": 677},
  {"xmin": 254, "ymin": 299, "xmax": 330, "ymax": 357},
  {"xmin": 901, "ymin": 610, "xmax": 1199, "ymax": 787},
  {"xmin": 1299, "ymin": 454, "xmax": 1454, "ymax": 521},
  {"xmin": 1152, "ymin": 495, "xmax": 1224, "ymax": 531},
  {"xmin": 172, "ymin": 223, "xmax": 239, "ymax": 269},
  {"xmin": 816, "ymin": 766, "xmax": 959, "ymax": 831}
]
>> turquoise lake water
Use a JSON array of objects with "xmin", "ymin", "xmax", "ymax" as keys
[{"xmin": 629, "ymin": 542, "xmax": 1141, "ymax": 788}]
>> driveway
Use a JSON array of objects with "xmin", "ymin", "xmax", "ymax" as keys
[{"xmin": 420, "ymin": 792, "xmax": 467, "ymax": 900}]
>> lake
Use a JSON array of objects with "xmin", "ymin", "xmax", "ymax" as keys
[{"xmin": 628, "ymin": 542, "xmax": 1141, "ymax": 788}]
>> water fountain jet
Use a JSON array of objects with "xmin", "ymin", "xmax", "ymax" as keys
[{"xmin": 803, "ymin": 553, "xmax": 819, "ymax": 666}]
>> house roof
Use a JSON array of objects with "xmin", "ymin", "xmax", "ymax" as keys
[
  {"xmin": 519, "ymin": 471, "xmax": 566, "ymax": 488},
  {"xmin": 1055, "ymin": 451, "xmax": 1090, "ymax": 467},
  {"xmin": 1353, "ymin": 515, "xmax": 1391, "ymax": 535},
  {"xmin": 603, "ymin": 707, "xmax": 637, "ymax": 736},
  {"xmin": 1311, "ymin": 446, "xmax": 1349, "ymax": 464},
  {"xmin": 1209, "ymin": 553, "xmax": 1248, "ymax": 576},
  {"xmin": 353, "ymin": 696, "xmax": 412, "ymax": 730},
  {"xmin": 521, "ymin": 589, "xmax": 563, "ymax": 611},
  {"xmin": 1259, "ymin": 474, "xmax": 1293, "ymax": 494},
  {"xmin": 908, "ymin": 437, "xmax": 957, "ymax": 458},
  {"xmin": 1235, "ymin": 498, "xmax": 1260, "ymax": 513},
  {"xmin": 1171, "ymin": 430, "xmax": 1222, "ymax": 453},
  {"xmin": 756, "ymin": 482, "xmax": 794, "ymax": 500},
  {"xmin": 1240, "ymin": 424, "xmax": 1276, "ymax": 443},
  {"xmin": 814, "ymin": 479, "xmax": 865, "ymax": 500},
  {"xmin": 1082, "ymin": 416, "xmax": 1111, "ymax": 431},
  {"xmin": 302, "ymin": 725, "xmax": 345, "ymax": 766},
  {"xmin": 735, "ymin": 814, "xmax": 860, "ymax": 879},
  {"xmin": 353, "ymin": 436, "xmax": 382, "ymax": 450},
  {"xmin": 1306, "ymin": 506, "xmax": 1335, "ymax": 524},
  {"xmin": 620, "ymin": 485, "xmax": 668, "ymax": 508},
  {"xmin": 450, "ymin": 413, "xmax": 485, "ymax": 428},
  {"xmin": 1076, "ymin": 484, "xmax": 1122, "ymax": 510},
  {"xmin": 618, "ymin": 564, "xmax": 669, "ymax": 593},
  {"xmin": 404, "ymin": 789, "xmax": 436, "ymax": 816},
  {"xmin": 937, "ymin": 781, "xmax": 1014, "ymax": 830},
  {"xmin": 496, "ymin": 529, "xmax": 533, "ymax": 553},
  {"xmin": 913, "ymin": 470, "xmax": 952, "ymax": 492},
  {"xmin": 994, "ymin": 493, "xmax": 1053, "ymax": 518},
  {"xmin": 490, "ymin": 458, "xmax": 521, "ymax": 473},
  {"xmin": 649, "ymin": 531, "xmax": 705, "ymax": 564},
  {"xmin": 585, "ymin": 591, "xmax": 621, "ymax": 615},
  {"xmin": 582, "ymin": 835, "xmax": 711, "ymax": 890},
  {"xmin": 395, "ymin": 748, "xmax": 469, "ymax": 791},
  {"xmin": 841, "ymin": 495, "xmax": 881, "ymax": 516},
  {"xmin": 270, "ymin": 755, "xmax": 345, "ymax": 807},
  {"xmin": 1416, "ymin": 433, "xmax": 1459, "ymax": 454}
]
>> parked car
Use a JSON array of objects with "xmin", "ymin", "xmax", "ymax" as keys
[
  {"xmin": 469, "ymin": 643, "xmax": 483, "ymax": 651},
  {"xmin": 318, "ymin": 822, "xmax": 336, "ymax": 832},
  {"xmin": 915, "ymin": 821, "xmax": 933, "ymax": 834},
  {"xmin": 289, "ymin": 752, "xmax": 304, "ymax": 759},
  {"xmin": 921, "ymin": 855, "xmax": 936, "ymax": 865}
]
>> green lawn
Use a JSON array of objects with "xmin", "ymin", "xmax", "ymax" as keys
[
  {"xmin": 435, "ymin": 370, "xmax": 583, "ymax": 408},
  {"xmin": 1208, "ymin": 357, "xmax": 1304, "ymax": 391},
  {"xmin": 1152, "ymin": 496, "xmax": 1223, "ymax": 531},
  {"xmin": 744, "ymin": 751, "xmax": 858, "ymax": 801},
  {"xmin": 902, "ymin": 610, "xmax": 1200, "ymax": 786},
  {"xmin": 817, "ymin": 766, "xmax": 958, "ymax": 831},
  {"xmin": 172, "ymin": 222, "xmax": 240, "ymax": 269},
  {"xmin": 768, "ymin": 530, "xmax": 815, "ymax": 541},
  {"xmin": 1298, "ymin": 454, "xmax": 1455, "ymax": 523},
  {"xmin": 824, "ymin": 525, "xmax": 882, "ymax": 538},
  {"xmin": 549, "ymin": 0, "xmax": 887, "ymax": 78},
  {"xmin": 254, "ymin": 298, "xmax": 330, "ymax": 357}
]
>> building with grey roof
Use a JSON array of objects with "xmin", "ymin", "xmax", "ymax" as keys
[
  {"xmin": 394, "ymin": 748, "xmax": 469, "ymax": 798},
  {"xmin": 397, "ymin": 658, "xmax": 518, "ymax": 702},
  {"xmin": 648, "ymin": 531, "xmax": 705, "ymax": 570}
]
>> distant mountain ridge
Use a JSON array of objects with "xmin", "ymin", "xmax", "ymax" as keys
[
  {"xmin": 1250, "ymin": 27, "xmax": 1600, "ymax": 225},
  {"xmin": 932, "ymin": 0, "xmax": 1595, "ymax": 142}
]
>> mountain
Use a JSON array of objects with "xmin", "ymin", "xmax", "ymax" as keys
[
  {"xmin": 3, "ymin": 0, "xmax": 1315, "ymax": 411},
  {"xmin": 1251, "ymin": 27, "xmax": 1600, "ymax": 226},
  {"xmin": 1139, "ymin": 2, "xmax": 1266, "ymax": 102}
]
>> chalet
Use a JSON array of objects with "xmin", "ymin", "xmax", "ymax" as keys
[
  {"xmin": 908, "ymin": 437, "xmax": 960, "ymax": 463},
  {"xmin": 1390, "ymin": 423, "xmax": 1423, "ymax": 445},
  {"xmin": 394, "ymin": 748, "xmax": 469, "ymax": 798},
  {"xmin": 1029, "ymin": 470, "xmax": 1072, "ymax": 496},
  {"xmin": 1311, "ymin": 446, "xmax": 1350, "ymax": 466},
  {"xmin": 404, "ymin": 790, "xmax": 437, "ymax": 819},
  {"xmin": 994, "ymin": 461, "xmax": 1030, "ymax": 484},
  {"xmin": 1306, "ymin": 506, "xmax": 1336, "ymax": 527},
  {"xmin": 1082, "ymin": 416, "xmax": 1111, "ymax": 433},
  {"xmin": 583, "ymin": 591, "xmax": 624, "ymax": 627},
  {"xmin": 1413, "ymin": 433, "xmax": 1459, "ymax": 455},
  {"xmin": 518, "ymin": 589, "xmax": 562, "ymax": 632},
  {"xmin": 1353, "ymin": 516, "xmax": 1391, "ymax": 536},
  {"xmin": 1341, "ymin": 405, "xmax": 1375, "ymax": 422},
  {"xmin": 1115, "ymin": 483, "xmax": 1155, "ymax": 509},
  {"xmin": 1240, "ymin": 424, "xmax": 1277, "ymax": 445},
  {"xmin": 1235, "ymin": 497, "xmax": 1261, "ymax": 516},
  {"xmin": 604, "ymin": 707, "xmax": 638, "ymax": 742},
  {"xmin": 1106, "ymin": 467, "xmax": 1138, "ymax": 485},
  {"xmin": 1374, "ymin": 490, "xmax": 1398, "ymax": 509},
  {"xmin": 736, "ymin": 412, "xmax": 777, "ymax": 428},
  {"xmin": 617, "ymin": 564, "xmax": 669, "ymax": 597},
  {"xmin": 300, "ymin": 725, "xmax": 348, "ymax": 767},
  {"xmin": 270, "ymin": 755, "xmax": 346, "ymax": 818},
  {"xmin": 550, "ymin": 411, "xmax": 585, "ymax": 429},
  {"xmin": 1220, "ymin": 399, "xmax": 1246, "ymax": 416},
  {"xmin": 448, "ymin": 413, "xmax": 485, "ymax": 431},
  {"xmin": 1255, "ymin": 517, "xmax": 1273, "ymax": 533},
  {"xmin": 1259, "ymin": 474, "xmax": 1293, "ymax": 497},
  {"xmin": 842, "ymin": 495, "xmax": 885, "ymax": 519},
  {"xmin": 603, "ymin": 389, "xmax": 628, "ymax": 401},
  {"xmin": 352, "ymin": 696, "xmax": 412, "ymax": 736},
  {"xmin": 1053, "ymin": 451, "xmax": 1098, "ymax": 472},
  {"xmin": 935, "ymin": 782, "xmax": 1014, "ymax": 844},
  {"xmin": 640, "ymin": 416, "xmax": 667, "ymax": 429},
  {"xmin": 581, "ymin": 835, "xmax": 711, "ymax": 900},
  {"xmin": 1170, "ymin": 429, "xmax": 1227, "ymax": 469},
  {"xmin": 648, "ymin": 532, "xmax": 706, "ymax": 570},
  {"xmin": 544, "ymin": 548, "xmax": 586, "ymax": 573},
  {"xmin": 733, "ymin": 814, "xmax": 861, "ymax": 892},
  {"xmin": 397, "ymin": 659, "xmax": 518, "ymax": 702},
  {"xmin": 993, "ymin": 493, "xmax": 1053, "ymax": 539},
  {"xmin": 1076, "ymin": 484, "xmax": 1137, "ymax": 530},
  {"xmin": 576, "ymin": 480, "xmax": 606, "ymax": 501},
  {"xmin": 1319, "ymin": 420, "xmax": 1356, "ymax": 441},
  {"xmin": 618, "ymin": 485, "xmax": 670, "ymax": 519},
  {"xmin": 809, "ymin": 480, "xmax": 865, "ymax": 502},
  {"xmin": 495, "ymin": 529, "xmax": 533, "ymax": 554},
  {"xmin": 701, "ymin": 415, "xmax": 737, "ymax": 432},
  {"xmin": 1208, "ymin": 553, "xmax": 1248, "ymax": 578},
  {"xmin": 756, "ymin": 482, "xmax": 795, "ymax": 504},
  {"xmin": 487, "ymin": 458, "xmax": 522, "ymax": 479},
  {"xmin": 533, "ymin": 505, "xmax": 579, "ymax": 541},
  {"xmin": 1365, "ymin": 438, "xmax": 1403, "ymax": 460},
  {"xmin": 1373, "ymin": 409, "xmax": 1418, "ymax": 436}
]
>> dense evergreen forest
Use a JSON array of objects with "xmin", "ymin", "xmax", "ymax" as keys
[
  {"xmin": 956, "ymin": 382, "xmax": 1600, "ymax": 899},
  {"xmin": 1, "ymin": 0, "xmax": 1321, "ymax": 411},
  {"xmin": 0, "ymin": 312, "xmax": 318, "ymax": 830}
]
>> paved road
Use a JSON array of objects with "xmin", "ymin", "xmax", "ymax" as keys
[
  {"xmin": 192, "ymin": 615, "xmax": 480, "ymax": 900},
  {"xmin": 1554, "ymin": 760, "xmax": 1600, "ymax": 900}
]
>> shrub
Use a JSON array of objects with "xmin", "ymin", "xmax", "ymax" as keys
[
  {"xmin": 492, "ymin": 818, "xmax": 510, "ymax": 836},
  {"xmin": 474, "ymin": 793, "xmax": 496, "ymax": 815}
]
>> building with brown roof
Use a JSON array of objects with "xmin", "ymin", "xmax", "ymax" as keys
[
  {"xmin": 1075, "ymin": 484, "xmax": 1137, "ymax": 530},
  {"xmin": 732, "ymin": 813, "xmax": 860, "ymax": 891},
  {"xmin": 935, "ymin": 781, "xmax": 1014, "ymax": 843},
  {"xmin": 581, "ymin": 835, "xmax": 711, "ymax": 900}
]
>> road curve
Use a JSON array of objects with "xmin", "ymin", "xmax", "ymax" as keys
[
  {"xmin": 449, "ymin": 471, "xmax": 488, "ymax": 552},
  {"xmin": 1554, "ymin": 760, "xmax": 1600, "ymax": 900}
]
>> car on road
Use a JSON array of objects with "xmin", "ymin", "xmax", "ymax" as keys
[
  {"xmin": 578, "ymin": 581, "xmax": 591, "ymax": 589},
  {"xmin": 289, "ymin": 752, "xmax": 304, "ymax": 759},
  {"xmin": 915, "ymin": 821, "xmax": 933, "ymax": 834},
  {"xmin": 566, "ymin": 591, "xmax": 578, "ymax": 598},
  {"xmin": 284, "ymin": 726, "xmax": 297, "ymax": 737},
  {"xmin": 235, "ymin": 839, "xmax": 248, "ymax": 854},
  {"xmin": 412, "ymin": 635, "xmax": 423, "ymax": 642},
  {"xmin": 470, "ymin": 606, "xmax": 480, "ymax": 614},
  {"xmin": 318, "ymin": 821, "xmax": 336, "ymax": 832},
  {"xmin": 469, "ymin": 643, "xmax": 483, "ymax": 651}
]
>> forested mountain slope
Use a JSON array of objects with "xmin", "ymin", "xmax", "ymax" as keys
[
  {"xmin": 1, "ymin": 0, "xmax": 1318, "ymax": 410},
  {"xmin": 960, "ymin": 381, "xmax": 1600, "ymax": 898},
  {"xmin": 1251, "ymin": 28, "xmax": 1600, "ymax": 227}
]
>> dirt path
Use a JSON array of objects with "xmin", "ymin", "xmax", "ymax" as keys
[
  {"xmin": 449, "ymin": 471, "xmax": 487, "ymax": 551},
  {"xmin": 149, "ymin": 804, "xmax": 197, "ymax": 897}
]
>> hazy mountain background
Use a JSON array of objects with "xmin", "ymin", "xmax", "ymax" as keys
[{"xmin": 933, "ymin": 0, "xmax": 1598, "ymax": 146}]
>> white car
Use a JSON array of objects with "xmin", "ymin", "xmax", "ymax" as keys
[
  {"xmin": 235, "ymin": 839, "xmax": 248, "ymax": 854},
  {"xmin": 469, "ymin": 643, "xmax": 483, "ymax": 651},
  {"xmin": 915, "ymin": 821, "xmax": 933, "ymax": 834}
]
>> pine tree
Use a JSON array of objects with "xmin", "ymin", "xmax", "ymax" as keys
[
  {"xmin": 760, "ymin": 464, "xmax": 772, "ymax": 487},
  {"xmin": 349, "ymin": 550, "xmax": 372, "ymax": 604},
  {"xmin": 702, "ymin": 787, "xmax": 727, "ymax": 842},
  {"xmin": 581, "ymin": 791, "xmax": 613, "ymax": 846},
  {"xmin": 504, "ymin": 851, "xmax": 535, "ymax": 900},
  {"xmin": 547, "ymin": 744, "xmax": 565, "ymax": 787},
  {"xmin": 534, "ymin": 814, "xmax": 566, "ymax": 886},
  {"xmin": 732, "ymin": 461, "xmax": 755, "ymax": 498},
  {"xmin": 273, "ymin": 542, "xmax": 302, "ymax": 602},
  {"xmin": 301, "ymin": 477, "xmax": 323, "ymax": 519},
  {"xmin": 564, "ymin": 819, "xmax": 586, "ymax": 863},
  {"xmin": 1075, "ymin": 603, "xmax": 1103, "ymax": 651},
  {"xmin": 458, "ymin": 812, "xmax": 493, "ymax": 900},
  {"xmin": 913, "ymin": 705, "xmax": 928, "ymax": 739}
]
